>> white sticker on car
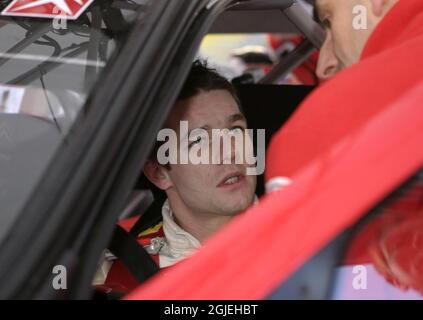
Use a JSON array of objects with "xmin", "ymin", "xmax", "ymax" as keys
[{"xmin": 0, "ymin": 85, "xmax": 25, "ymax": 114}]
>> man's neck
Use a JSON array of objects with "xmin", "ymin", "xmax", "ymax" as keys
[{"xmin": 165, "ymin": 195, "xmax": 234, "ymax": 244}]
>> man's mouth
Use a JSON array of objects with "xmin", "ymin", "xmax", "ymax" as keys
[{"xmin": 217, "ymin": 172, "xmax": 245, "ymax": 188}]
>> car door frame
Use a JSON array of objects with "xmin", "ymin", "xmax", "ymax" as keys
[{"xmin": 0, "ymin": 0, "xmax": 233, "ymax": 299}]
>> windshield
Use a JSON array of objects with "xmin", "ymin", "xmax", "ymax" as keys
[{"xmin": 0, "ymin": 0, "xmax": 151, "ymax": 242}]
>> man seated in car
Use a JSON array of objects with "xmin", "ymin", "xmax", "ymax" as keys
[{"xmin": 94, "ymin": 60, "xmax": 257, "ymax": 292}]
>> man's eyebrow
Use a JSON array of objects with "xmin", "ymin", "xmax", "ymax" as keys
[
  {"xmin": 185, "ymin": 125, "xmax": 210, "ymax": 140},
  {"xmin": 183, "ymin": 113, "xmax": 246, "ymax": 140},
  {"xmin": 227, "ymin": 113, "xmax": 247, "ymax": 124}
]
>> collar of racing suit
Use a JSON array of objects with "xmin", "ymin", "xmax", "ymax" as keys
[
  {"xmin": 159, "ymin": 196, "xmax": 259, "ymax": 268},
  {"xmin": 361, "ymin": 0, "xmax": 423, "ymax": 60},
  {"xmin": 158, "ymin": 199, "xmax": 202, "ymax": 268}
]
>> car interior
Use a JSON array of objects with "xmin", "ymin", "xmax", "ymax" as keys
[
  {"xmin": 95, "ymin": 0, "xmax": 322, "ymax": 298},
  {"xmin": 118, "ymin": 0, "xmax": 322, "ymax": 226},
  {"xmin": 101, "ymin": 0, "xmax": 423, "ymax": 300},
  {"xmin": 0, "ymin": 0, "xmax": 321, "ymax": 233}
]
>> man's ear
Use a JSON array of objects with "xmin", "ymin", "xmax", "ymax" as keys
[
  {"xmin": 370, "ymin": 0, "xmax": 387, "ymax": 17},
  {"xmin": 143, "ymin": 160, "xmax": 173, "ymax": 191}
]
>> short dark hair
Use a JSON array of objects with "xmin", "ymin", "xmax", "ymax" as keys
[{"xmin": 177, "ymin": 59, "xmax": 242, "ymax": 109}]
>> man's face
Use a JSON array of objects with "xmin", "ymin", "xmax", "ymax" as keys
[
  {"xmin": 315, "ymin": 0, "xmax": 375, "ymax": 79},
  {"xmin": 161, "ymin": 89, "xmax": 257, "ymax": 217}
]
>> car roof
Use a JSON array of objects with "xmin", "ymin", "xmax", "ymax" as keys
[{"xmin": 211, "ymin": 0, "xmax": 324, "ymax": 48}]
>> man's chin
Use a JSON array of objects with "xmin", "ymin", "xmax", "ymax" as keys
[{"xmin": 217, "ymin": 197, "xmax": 254, "ymax": 215}]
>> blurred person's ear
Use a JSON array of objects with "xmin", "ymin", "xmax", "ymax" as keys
[
  {"xmin": 370, "ymin": 0, "xmax": 395, "ymax": 17},
  {"xmin": 371, "ymin": 0, "xmax": 384, "ymax": 17},
  {"xmin": 143, "ymin": 160, "xmax": 173, "ymax": 191}
]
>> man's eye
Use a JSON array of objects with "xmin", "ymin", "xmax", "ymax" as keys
[
  {"xmin": 189, "ymin": 136, "xmax": 203, "ymax": 147},
  {"xmin": 322, "ymin": 17, "xmax": 331, "ymax": 29},
  {"xmin": 229, "ymin": 126, "xmax": 244, "ymax": 134}
]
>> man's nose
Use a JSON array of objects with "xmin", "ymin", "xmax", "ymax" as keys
[
  {"xmin": 316, "ymin": 34, "xmax": 340, "ymax": 80},
  {"xmin": 220, "ymin": 132, "xmax": 241, "ymax": 165}
]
